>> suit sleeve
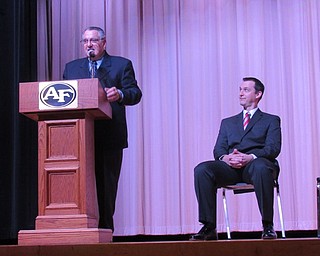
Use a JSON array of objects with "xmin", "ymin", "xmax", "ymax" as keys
[
  {"xmin": 213, "ymin": 119, "xmax": 230, "ymax": 160},
  {"xmin": 250, "ymin": 115, "xmax": 281, "ymax": 159},
  {"xmin": 118, "ymin": 60, "xmax": 142, "ymax": 106}
]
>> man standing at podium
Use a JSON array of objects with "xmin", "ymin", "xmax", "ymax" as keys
[{"xmin": 63, "ymin": 26, "xmax": 142, "ymax": 232}]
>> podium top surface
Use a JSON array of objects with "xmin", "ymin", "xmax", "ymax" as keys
[{"xmin": 19, "ymin": 79, "xmax": 112, "ymax": 121}]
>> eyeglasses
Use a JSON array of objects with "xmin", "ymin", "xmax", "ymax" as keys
[{"xmin": 80, "ymin": 38, "xmax": 105, "ymax": 44}]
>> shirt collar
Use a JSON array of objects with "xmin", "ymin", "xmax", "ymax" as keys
[
  {"xmin": 243, "ymin": 108, "xmax": 258, "ymax": 118},
  {"xmin": 88, "ymin": 56, "xmax": 104, "ymax": 69}
]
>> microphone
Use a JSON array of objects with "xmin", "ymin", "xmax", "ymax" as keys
[{"xmin": 87, "ymin": 49, "xmax": 95, "ymax": 58}]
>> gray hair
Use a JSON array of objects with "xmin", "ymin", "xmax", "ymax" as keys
[{"xmin": 82, "ymin": 26, "xmax": 106, "ymax": 40}]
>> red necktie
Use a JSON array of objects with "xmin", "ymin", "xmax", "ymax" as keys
[{"xmin": 243, "ymin": 112, "xmax": 250, "ymax": 130}]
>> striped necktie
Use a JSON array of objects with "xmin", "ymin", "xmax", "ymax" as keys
[
  {"xmin": 90, "ymin": 61, "xmax": 97, "ymax": 78},
  {"xmin": 243, "ymin": 112, "xmax": 250, "ymax": 130}
]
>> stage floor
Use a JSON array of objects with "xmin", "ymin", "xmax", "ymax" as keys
[{"xmin": 0, "ymin": 237, "xmax": 319, "ymax": 256}]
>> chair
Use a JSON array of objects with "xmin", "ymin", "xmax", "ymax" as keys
[{"xmin": 221, "ymin": 161, "xmax": 285, "ymax": 239}]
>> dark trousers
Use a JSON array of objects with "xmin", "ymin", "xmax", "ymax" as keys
[
  {"xmin": 194, "ymin": 158, "xmax": 276, "ymax": 228},
  {"xmin": 95, "ymin": 144, "xmax": 123, "ymax": 231}
]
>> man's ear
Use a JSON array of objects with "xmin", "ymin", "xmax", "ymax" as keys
[{"xmin": 256, "ymin": 91, "xmax": 262, "ymax": 100}]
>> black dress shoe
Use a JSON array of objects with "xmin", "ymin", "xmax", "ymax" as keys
[
  {"xmin": 262, "ymin": 225, "xmax": 277, "ymax": 239},
  {"xmin": 190, "ymin": 224, "xmax": 218, "ymax": 241}
]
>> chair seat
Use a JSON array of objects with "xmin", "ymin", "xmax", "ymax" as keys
[{"xmin": 223, "ymin": 183, "xmax": 255, "ymax": 194}]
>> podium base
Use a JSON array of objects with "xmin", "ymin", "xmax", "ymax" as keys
[{"xmin": 18, "ymin": 228, "xmax": 112, "ymax": 245}]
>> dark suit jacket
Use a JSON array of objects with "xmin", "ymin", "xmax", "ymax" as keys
[
  {"xmin": 63, "ymin": 52, "xmax": 142, "ymax": 149},
  {"xmin": 213, "ymin": 109, "xmax": 281, "ymax": 161}
]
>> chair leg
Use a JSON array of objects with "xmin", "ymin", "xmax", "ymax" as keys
[
  {"xmin": 276, "ymin": 185, "xmax": 286, "ymax": 238},
  {"xmin": 222, "ymin": 188, "xmax": 231, "ymax": 239}
]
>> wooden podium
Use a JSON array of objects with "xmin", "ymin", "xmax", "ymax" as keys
[{"xmin": 18, "ymin": 79, "xmax": 113, "ymax": 245}]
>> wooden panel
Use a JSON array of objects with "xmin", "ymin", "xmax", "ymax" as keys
[
  {"xmin": 47, "ymin": 169, "xmax": 78, "ymax": 207},
  {"xmin": 38, "ymin": 119, "xmax": 82, "ymax": 216},
  {"xmin": 36, "ymin": 116, "xmax": 98, "ymax": 230},
  {"xmin": 47, "ymin": 120, "xmax": 79, "ymax": 160}
]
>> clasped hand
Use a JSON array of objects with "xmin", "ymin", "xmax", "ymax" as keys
[
  {"xmin": 104, "ymin": 87, "xmax": 120, "ymax": 102},
  {"xmin": 223, "ymin": 149, "xmax": 253, "ymax": 169}
]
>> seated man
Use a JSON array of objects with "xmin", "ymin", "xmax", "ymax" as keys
[{"xmin": 191, "ymin": 77, "xmax": 281, "ymax": 240}]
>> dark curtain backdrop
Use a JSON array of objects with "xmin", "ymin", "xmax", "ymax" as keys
[{"xmin": 0, "ymin": 0, "xmax": 38, "ymax": 242}]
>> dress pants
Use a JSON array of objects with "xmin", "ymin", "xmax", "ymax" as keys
[
  {"xmin": 94, "ymin": 139, "xmax": 123, "ymax": 231},
  {"xmin": 194, "ymin": 158, "xmax": 276, "ymax": 227}
]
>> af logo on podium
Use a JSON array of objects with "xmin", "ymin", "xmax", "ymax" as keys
[{"xmin": 39, "ymin": 80, "xmax": 78, "ymax": 109}]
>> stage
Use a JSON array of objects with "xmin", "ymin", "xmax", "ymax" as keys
[{"xmin": 0, "ymin": 237, "xmax": 319, "ymax": 256}]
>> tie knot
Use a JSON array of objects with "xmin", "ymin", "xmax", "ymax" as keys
[{"xmin": 91, "ymin": 60, "xmax": 97, "ymax": 69}]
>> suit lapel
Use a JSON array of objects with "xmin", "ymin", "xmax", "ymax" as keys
[
  {"xmin": 78, "ymin": 58, "xmax": 90, "ymax": 78},
  {"xmin": 96, "ymin": 53, "xmax": 113, "ymax": 86},
  {"xmin": 236, "ymin": 112, "xmax": 244, "ymax": 135}
]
